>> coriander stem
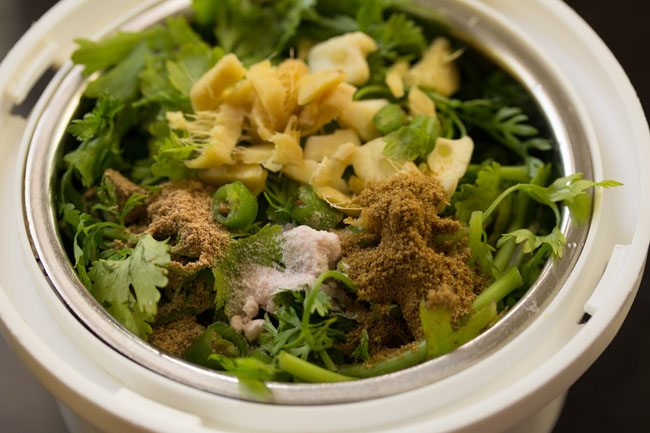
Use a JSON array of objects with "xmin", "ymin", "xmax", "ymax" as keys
[
  {"xmin": 319, "ymin": 350, "xmax": 337, "ymax": 372},
  {"xmin": 493, "ymin": 238, "xmax": 516, "ymax": 274},
  {"xmin": 473, "ymin": 267, "xmax": 524, "ymax": 311},
  {"xmin": 432, "ymin": 302, "xmax": 498, "ymax": 358},
  {"xmin": 339, "ymin": 342, "xmax": 427, "ymax": 378},
  {"xmin": 302, "ymin": 270, "xmax": 355, "ymax": 332},
  {"xmin": 277, "ymin": 352, "xmax": 354, "ymax": 383}
]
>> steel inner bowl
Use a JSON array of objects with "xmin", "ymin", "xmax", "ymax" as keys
[{"xmin": 22, "ymin": 0, "xmax": 593, "ymax": 405}]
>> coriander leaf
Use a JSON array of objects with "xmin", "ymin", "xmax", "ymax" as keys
[
  {"xmin": 72, "ymin": 32, "xmax": 146, "ymax": 75},
  {"xmin": 192, "ymin": 0, "xmax": 221, "ymax": 27},
  {"xmin": 383, "ymin": 115, "xmax": 439, "ymax": 161},
  {"xmin": 259, "ymin": 271, "xmax": 348, "ymax": 362},
  {"xmin": 108, "ymin": 302, "xmax": 154, "ymax": 341},
  {"xmin": 93, "ymin": 172, "xmax": 146, "ymax": 225},
  {"xmin": 497, "ymin": 227, "xmax": 567, "ymax": 259},
  {"xmin": 167, "ymin": 44, "xmax": 223, "ymax": 96},
  {"xmin": 67, "ymin": 95, "xmax": 122, "ymax": 143},
  {"xmin": 428, "ymin": 92, "xmax": 550, "ymax": 161},
  {"xmin": 373, "ymin": 13, "xmax": 426, "ymax": 60},
  {"xmin": 85, "ymin": 43, "xmax": 150, "ymax": 101},
  {"xmin": 310, "ymin": 290, "xmax": 333, "ymax": 317},
  {"xmin": 357, "ymin": 1, "xmax": 425, "ymax": 61},
  {"xmin": 89, "ymin": 234, "xmax": 170, "ymax": 339},
  {"xmin": 129, "ymin": 235, "xmax": 171, "ymax": 316},
  {"xmin": 64, "ymin": 95, "xmax": 123, "ymax": 188},
  {"xmin": 203, "ymin": 0, "xmax": 315, "ymax": 65},
  {"xmin": 300, "ymin": 8, "xmax": 359, "ymax": 41},
  {"xmin": 482, "ymin": 174, "xmax": 621, "ymax": 225},
  {"xmin": 453, "ymin": 163, "xmax": 503, "ymax": 224},
  {"xmin": 165, "ymin": 15, "xmax": 204, "ymax": 46},
  {"xmin": 351, "ymin": 329, "xmax": 370, "ymax": 362},
  {"xmin": 150, "ymin": 135, "xmax": 198, "ymax": 180},
  {"xmin": 208, "ymin": 355, "xmax": 275, "ymax": 399},
  {"xmin": 61, "ymin": 203, "xmax": 127, "ymax": 287},
  {"xmin": 138, "ymin": 57, "xmax": 190, "ymax": 110},
  {"xmin": 263, "ymin": 174, "xmax": 300, "ymax": 225}
]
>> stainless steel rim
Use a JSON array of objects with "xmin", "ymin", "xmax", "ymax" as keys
[{"xmin": 22, "ymin": 0, "xmax": 593, "ymax": 405}]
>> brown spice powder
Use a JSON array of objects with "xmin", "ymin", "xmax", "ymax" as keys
[
  {"xmin": 149, "ymin": 317, "xmax": 205, "ymax": 357},
  {"xmin": 146, "ymin": 180, "xmax": 230, "ymax": 287},
  {"xmin": 342, "ymin": 173, "xmax": 483, "ymax": 340}
]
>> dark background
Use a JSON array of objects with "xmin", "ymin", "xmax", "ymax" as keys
[{"xmin": 0, "ymin": 0, "xmax": 648, "ymax": 432}]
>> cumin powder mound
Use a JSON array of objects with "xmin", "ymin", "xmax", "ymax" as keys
[
  {"xmin": 147, "ymin": 181, "xmax": 229, "ymax": 286},
  {"xmin": 149, "ymin": 316, "xmax": 205, "ymax": 357},
  {"xmin": 342, "ymin": 173, "xmax": 483, "ymax": 338},
  {"xmin": 147, "ymin": 180, "xmax": 229, "ymax": 263}
]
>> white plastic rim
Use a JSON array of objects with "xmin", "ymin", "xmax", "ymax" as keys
[{"xmin": 0, "ymin": 1, "xmax": 647, "ymax": 433}]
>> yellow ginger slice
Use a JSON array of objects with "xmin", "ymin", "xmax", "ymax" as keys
[
  {"xmin": 283, "ymin": 159, "xmax": 319, "ymax": 184},
  {"xmin": 277, "ymin": 59, "xmax": 310, "ymax": 119},
  {"xmin": 249, "ymin": 96, "xmax": 275, "ymax": 141},
  {"xmin": 405, "ymin": 38, "xmax": 460, "ymax": 97},
  {"xmin": 347, "ymin": 175, "xmax": 365, "ymax": 194},
  {"xmin": 233, "ymin": 144, "xmax": 275, "ymax": 165},
  {"xmin": 304, "ymin": 129, "xmax": 360, "ymax": 161},
  {"xmin": 308, "ymin": 32, "xmax": 378, "ymax": 86},
  {"xmin": 167, "ymin": 105, "xmax": 245, "ymax": 169},
  {"xmin": 298, "ymin": 70, "xmax": 345, "ymax": 105},
  {"xmin": 297, "ymin": 82, "xmax": 355, "ymax": 136},
  {"xmin": 263, "ymin": 119, "xmax": 303, "ymax": 172},
  {"xmin": 338, "ymin": 98, "xmax": 389, "ymax": 142},
  {"xmin": 190, "ymin": 54, "xmax": 246, "ymax": 111},
  {"xmin": 199, "ymin": 164, "xmax": 268, "ymax": 196},
  {"xmin": 247, "ymin": 60, "xmax": 288, "ymax": 132},
  {"xmin": 385, "ymin": 61, "xmax": 409, "ymax": 98},
  {"xmin": 312, "ymin": 142, "xmax": 358, "ymax": 210},
  {"xmin": 312, "ymin": 142, "xmax": 357, "ymax": 194},
  {"xmin": 408, "ymin": 86, "xmax": 436, "ymax": 118},
  {"xmin": 353, "ymin": 137, "xmax": 415, "ymax": 184},
  {"xmin": 237, "ymin": 121, "xmax": 303, "ymax": 172},
  {"xmin": 427, "ymin": 136, "xmax": 474, "ymax": 198},
  {"xmin": 221, "ymin": 79, "xmax": 255, "ymax": 108}
]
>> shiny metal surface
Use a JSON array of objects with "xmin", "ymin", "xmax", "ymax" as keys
[{"xmin": 22, "ymin": 0, "xmax": 593, "ymax": 405}]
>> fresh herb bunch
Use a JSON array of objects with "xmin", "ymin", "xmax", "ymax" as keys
[{"xmin": 56, "ymin": 0, "xmax": 619, "ymax": 394}]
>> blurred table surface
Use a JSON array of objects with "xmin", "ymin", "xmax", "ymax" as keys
[{"xmin": 0, "ymin": 0, "xmax": 648, "ymax": 432}]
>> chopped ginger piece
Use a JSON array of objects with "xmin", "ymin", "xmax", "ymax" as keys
[
  {"xmin": 353, "ymin": 137, "xmax": 413, "ymax": 183},
  {"xmin": 297, "ymin": 82, "xmax": 355, "ymax": 136},
  {"xmin": 264, "ymin": 120, "xmax": 303, "ymax": 172},
  {"xmin": 408, "ymin": 86, "xmax": 437, "ymax": 118},
  {"xmin": 405, "ymin": 38, "xmax": 460, "ymax": 97},
  {"xmin": 167, "ymin": 105, "xmax": 245, "ymax": 169},
  {"xmin": 304, "ymin": 129, "xmax": 360, "ymax": 161},
  {"xmin": 233, "ymin": 144, "xmax": 275, "ymax": 165},
  {"xmin": 385, "ymin": 61, "xmax": 409, "ymax": 98},
  {"xmin": 190, "ymin": 54, "xmax": 246, "ymax": 111},
  {"xmin": 427, "ymin": 136, "xmax": 474, "ymax": 197},
  {"xmin": 298, "ymin": 70, "xmax": 345, "ymax": 106},
  {"xmin": 308, "ymin": 32, "xmax": 378, "ymax": 86},
  {"xmin": 283, "ymin": 159, "xmax": 319, "ymax": 184},
  {"xmin": 312, "ymin": 142, "xmax": 357, "ymax": 194},
  {"xmin": 277, "ymin": 59, "xmax": 310, "ymax": 120},
  {"xmin": 247, "ymin": 61, "xmax": 288, "ymax": 133},
  {"xmin": 339, "ymin": 99, "xmax": 389, "ymax": 141}
]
